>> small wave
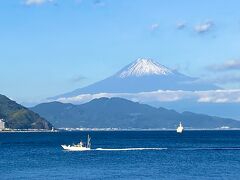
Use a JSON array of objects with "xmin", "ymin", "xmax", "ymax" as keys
[{"xmin": 95, "ymin": 147, "xmax": 167, "ymax": 151}]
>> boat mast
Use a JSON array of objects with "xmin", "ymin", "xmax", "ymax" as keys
[{"xmin": 87, "ymin": 135, "xmax": 91, "ymax": 148}]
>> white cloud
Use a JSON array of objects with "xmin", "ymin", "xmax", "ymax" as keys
[
  {"xmin": 54, "ymin": 89, "xmax": 240, "ymax": 104},
  {"xmin": 71, "ymin": 75, "xmax": 87, "ymax": 83},
  {"xmin": 93, "ymin": 0, "xmax": 105, "ymax": 7},
  {"xmin": 193, "ymin": 73, "xmax": 240, "ymax": 86},
  {"xmin": 208, "ymin": 60, "xmax": 240, "ymax": 71},
  {"xmin": 150, "ymin": 23, "xmax": 160, "ymax": 31},
  {"xmin": 176, "ymin": 21, "xmax": 186, "ymax": 29},
  {"xmin": 75, "ymin": 0, "xmax": 82, "ymax": 4},
  {"xmin": 24, "ymin": 0, "xmax": 53, "ymax": 5},
  {"xmin": 194, "ymin": 21, "xmax": 214, "ymax": 33},
  {"xmin": 195, "ymin": 89, "xmax": 240, "ymax": 103}
]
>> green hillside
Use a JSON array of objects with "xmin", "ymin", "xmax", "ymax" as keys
[{"xmin": 0, "ymin": 94, "xmax": 53, "ymax": 129}]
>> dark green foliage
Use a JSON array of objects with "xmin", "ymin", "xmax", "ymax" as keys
[
  {"xmin": 0, "ymin": 94, "xmax": 53, "ymax": 129},
  {"xmin": 31, "ymin": 97, "xmax": 240, "ymax": 129}
]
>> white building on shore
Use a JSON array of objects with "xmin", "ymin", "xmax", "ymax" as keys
[{"xmin": 0, "ymin": 119, "xmax": 5, "ymax": 130}]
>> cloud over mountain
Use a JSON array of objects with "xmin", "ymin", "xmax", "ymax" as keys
[{"xmin": 54, "ymin": 89, "xmax": 240, "ymax": 104}]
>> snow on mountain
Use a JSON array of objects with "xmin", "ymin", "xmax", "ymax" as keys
[
  {"xmin": 118, "ymin": 58, "xmax": 173, "ymax": 78},
  {"xmin": 50, "ymin": 58, "xmax": 219, "ymax": 100}
]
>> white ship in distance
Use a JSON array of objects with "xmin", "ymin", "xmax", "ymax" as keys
[
  {"xmin": 61, "ymin": 135, "xmax": 91, "ymax": 151},
  {"xmin": 177, "ymin": 122, "xmax": 184, "ymax": 133}
]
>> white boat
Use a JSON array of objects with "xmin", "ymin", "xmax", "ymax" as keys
[
  {"xmin": 176, "ymin": 122, "xmax": 184, "ymax": 133},
  {"xmin": 61, "ymin": 135, "xmax": 91, "ymax": 151}
]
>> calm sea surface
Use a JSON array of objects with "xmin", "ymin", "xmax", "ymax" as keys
[{"xmin": 1, "ymin": 130, "xmax": 240, "ymax": 180}]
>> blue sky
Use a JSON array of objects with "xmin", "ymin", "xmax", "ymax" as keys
[{"xmin": 0, "ymin": 0, "xmax": 240, "ymax": 103}]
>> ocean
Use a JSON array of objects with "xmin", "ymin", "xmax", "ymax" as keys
[{"xmin": 1, "ymin": 130, "xmax": 240, "ymax": 180}]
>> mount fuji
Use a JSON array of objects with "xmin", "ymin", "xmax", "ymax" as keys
[{"xmin": 52, "ymin": 58, "xmax": 219, "ymax": 100}]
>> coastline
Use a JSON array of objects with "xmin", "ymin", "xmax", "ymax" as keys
[
  {"xmin": 0, "ymin": 129, "xmax": 58, "ymax": 133},
  {"xmin": 1, "ymin": 128, "xmax": 240, "ymax": 133}
]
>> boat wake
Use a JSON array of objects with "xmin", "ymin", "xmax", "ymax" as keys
[
  {"xmin": 94, "ymin": 147, "xmax": 240, "ymax": 151},
  {"xmin": 177, "ymin": 147, "xmax": 240, "ymax": 151},
  {"xmin": 95, "ymin": 147, "xmax": 167, "ymax": 151},
  {"xmin": 63, "ymin": 147, "xmax": 240, "ymax": 152}
]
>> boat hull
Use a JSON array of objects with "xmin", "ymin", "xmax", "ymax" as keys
[
  {"xmin": 176, "ymin": 127, "xmax": 184, "ymax": 133},
  {"xmin": 61, "ymin": 145, "xmax": 91, "ymax": 151}
]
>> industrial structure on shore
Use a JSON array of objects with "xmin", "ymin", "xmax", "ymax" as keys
[{"xmin": 0, "ymin": 119, "xmax": 5, "ymax": 131}]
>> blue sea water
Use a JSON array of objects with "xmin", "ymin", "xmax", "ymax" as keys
[{"xmin": 1, "ymin": 130, "xmax": 240, "ymax": 180}]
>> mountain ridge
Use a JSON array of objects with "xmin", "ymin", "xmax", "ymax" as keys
[{"xmin": 31, "ymin": 97, "xmax": 240, "ymax": 129}]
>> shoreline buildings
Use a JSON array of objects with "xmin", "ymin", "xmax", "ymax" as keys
[{"xmin": 0, "ymin": 119, "xmax": 5, "ymax": 130}]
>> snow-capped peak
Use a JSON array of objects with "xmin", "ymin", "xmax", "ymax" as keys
[{"xmin": 118, "ymin": 58, "xmax": 173, "ymax": 78}]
